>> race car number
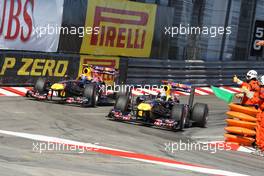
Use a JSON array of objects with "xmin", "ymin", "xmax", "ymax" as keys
[{"xmin": 251, "ymin": 20, "xmax": 264, "ymax": 56}]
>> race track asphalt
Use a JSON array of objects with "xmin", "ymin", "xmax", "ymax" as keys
[{"xmin": 0, "ymin": 95, "xmax": 263, "ymax": 176}]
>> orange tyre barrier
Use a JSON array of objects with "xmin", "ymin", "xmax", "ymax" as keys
[
  {"xmin": 225, "ymin": 103, "xmax": 257, "ymax": 146},
  {"xmin": 225, "ymin": 119, "xmax": 256, "ymax": 130},
  {"xmin": 224, "ymin": 133, "xmax": 255, "ymax": 146},
  {"xmin": 225, "ymin": 126, "xmax": 256, "ymax": 137},
  {"xmin": 226, "ymin": 111, "xmax": 257, "ymax": 122},
  {"xmin": 228, "ymin": 103, "xmax": 260, "ymax": 117}
]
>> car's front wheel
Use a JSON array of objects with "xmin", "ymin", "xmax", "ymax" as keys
[
  {"xmin": 115, "ymin": 95, "xmax": 129, "ymax": 113},
  {"xmin": 171, "ymin": 104, "xmax": 185, "ymax": 130},
  {"xmin": 83, "ymin": 84, "xmax": 98, "ymax": 107},
  {"xmin": 115, "ymin": 84, "xmax": 132, "ymax": 99},
  {"xmin": 191, "ymin": 103, "xmax": 209, "ymax": 128}
]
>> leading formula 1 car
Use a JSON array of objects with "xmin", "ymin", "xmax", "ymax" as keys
[
  {"xmin": 108, "ymin": 81, "xmax": 209, "ymax": 130},
  {"xmin": 26, "ymin": 64, "xmax": 122, "ymax": 107}
]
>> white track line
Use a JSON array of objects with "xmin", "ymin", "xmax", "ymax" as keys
[
  {"xmin": 202, "ymin": 141, "xmax": 255, "ymax": 154},
  {"xmin": 0, "ymin": 130, "xmax": 126, "ymax": 152},
  {"xmin": 0, "ymin": 130, "xmax": 249, "ymax": 176}
]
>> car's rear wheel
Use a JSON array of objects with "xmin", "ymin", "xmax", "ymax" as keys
[
  {"xmin": 191, "ymin": 103, "xmax": 209, "ymax": 128},
  {"xmin": 83, "ymin": 84, "xmax": 98, "ymax": 107},
  {"xmin": 115, "ymin": 95, "xmax": 129, "ymax": 113},
  {"xmin": 35, "ymin": 78, "xmax": 48, "ymax": 93},
  {"xmin": 171, "ymin": 104, "xmax": 185, "ymax": 130}
]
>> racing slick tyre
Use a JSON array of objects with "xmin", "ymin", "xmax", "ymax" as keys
[
  {"xmin": 35, "ymin": 78, "xmax": 48, "ymax": 93},
  {"xmin": 171, "ymin": 104, "xmax": 185, "ymax": 130},
  {"xmin": 191, "ymin": 103, "xmax": 209, "ymax": 128},
  {"xmin": 116, "ymin": 85, "xmax": 132, "ymax": 98},
  {"xmin": 83, "ymin": 84, "xmax": 98, "ymax": 107},
  {"xmin": 115, "ymin": 95, "xmax": 129, "ymax": 113}
]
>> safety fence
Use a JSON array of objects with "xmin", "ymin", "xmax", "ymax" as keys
[
  {"xmin": 121, "ymin": 58, "xmax": 264, "ymax": 86},
  {"xmin": 1, "ymin": 51, "xmax": 264, "ymax": 86}
]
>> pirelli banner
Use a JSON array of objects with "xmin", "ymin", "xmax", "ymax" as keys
[{"xmin": 80, "ymin": 0, "xmax": 157, "ymax": 57}]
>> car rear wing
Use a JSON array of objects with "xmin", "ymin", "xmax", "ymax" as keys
[
  {"xmin": 83, "ymin": 64, "xmax": 119, "ymax": 75},
  {"xmin": 162, "ymin": 80, "xmax": 192, "ymax": 93},
  {"xmin": 162, "ymin": 80, "xmax": 195, "ymax": 108}
]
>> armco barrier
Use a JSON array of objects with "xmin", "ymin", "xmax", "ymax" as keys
[
  {"xmin": 121, "ymin": 58, "xmax": 264, "ymax": 86},
  {"xmin": 1, "ymin": 50, "xmax": 264, "ymax": 87}
]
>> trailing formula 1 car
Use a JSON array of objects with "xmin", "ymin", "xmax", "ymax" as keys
[
  {"xmin": 26, "ymin": 64, "xmax": 121, "ymax": 107},
  {"xmin": 108, "ymin": 81, "xmax": 209, "ymax": 130}
]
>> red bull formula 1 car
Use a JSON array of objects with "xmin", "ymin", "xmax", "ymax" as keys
[
  {"xmin": 26, "ymin": 65, "xmax": 122, "ymax": 107},
  {"xmin": 108, "ymin": 81, "xmax": 209, "ymax": 130}
]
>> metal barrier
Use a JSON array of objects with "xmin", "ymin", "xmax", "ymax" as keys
[
  {"xmin": 1, "ymin": 50, "xmax": 263, "ymax": 87},
  {"xmin": 121, "ymin": 58, "xmax": 264, "ymax": 86}
]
